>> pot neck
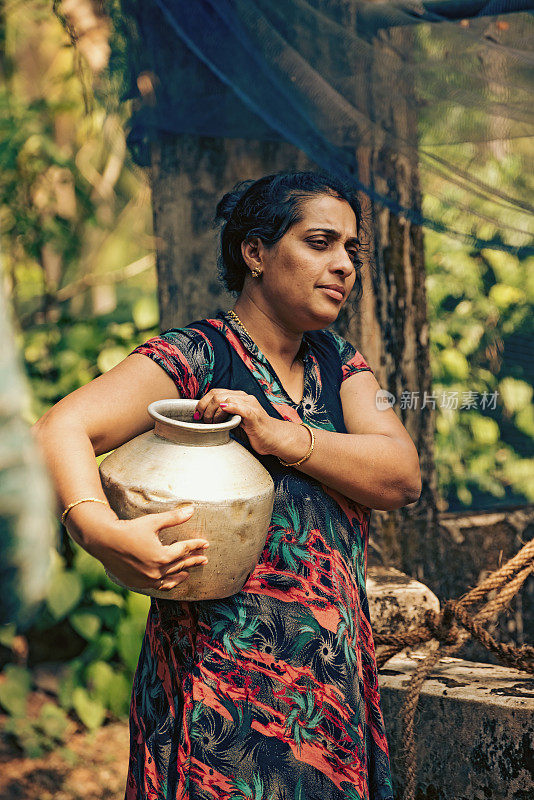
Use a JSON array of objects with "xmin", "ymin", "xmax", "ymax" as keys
[
  {"xmin": 148, "ymin": 399, "xmax": 241, "ymax": 447},
  {"xmin": 154, "ymin": 419, "xmax": 231, "ymax": 447}
]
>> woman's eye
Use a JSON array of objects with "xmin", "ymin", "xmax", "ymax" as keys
[{"xmin": 308, "ymin": 239, "xmax": 328, "ymax": 248}]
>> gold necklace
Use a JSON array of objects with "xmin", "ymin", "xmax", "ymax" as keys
[
  {"xmin": 227, "ymin": 309, "xmax": 303, "ymax": 368},
  {"xmin": 227, "ymin": 309, "xmax": 253, "ymax": 339}
]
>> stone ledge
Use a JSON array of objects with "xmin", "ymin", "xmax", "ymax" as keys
[
  {"xmin": 378, "ymin": 651, "xmax": 534, "ymax": 800},
  {"xmin": 367, "ymin": 566, "xmax": 440, "ymax": 634}
]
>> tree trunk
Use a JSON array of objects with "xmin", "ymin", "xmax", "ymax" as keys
[
  {"xmin": 147, "ymin": 4, "xmax": 441, "ymax": 589},
  {"xmin": 354, "ymin": 16, "xmax": 440, "ymax": 586}
]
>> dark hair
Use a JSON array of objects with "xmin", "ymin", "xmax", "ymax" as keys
[{"xmin": 215, "ymin": 171, "xmax": 368, "ymax": 305}]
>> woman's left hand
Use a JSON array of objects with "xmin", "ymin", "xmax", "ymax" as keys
[{"xmin": 194, "ymin": 389, "xmax": 281, "ymax": 455}]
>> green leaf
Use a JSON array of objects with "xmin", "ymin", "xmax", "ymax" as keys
[
  {"xmin": 36, "ymin": 703, "xmax": 69, "ymax": 742},
  {"xmin": 489, "ymin": 283, "xmax": 525, "ymax": 309},
  {"xmin": 457, "ymin": 322, "xmax": 484, "ymax": 355},
  {"xmin": 109, "ymin": 322, "xmax": 136, "ymax": 341},
  {"xmin": 499, "ymin": 378, "xmax": 533, "ymax": 414},
  {"xmin": 117, "ymin": 618, "xmax": 144, "ymax": 672},
  {"xmin": 133, "ymin": 296, "xmax": 159, "ymax": 330},
  {"xmin": 440, "ymin": 348, "xmax": 469, "ymax": 380},
  {"xmin": 91, "ymin": 589, "xmax": 125, "ymax": 607},
  {"xmin": 57, "ymin": 663, "xmax": 83, "ymax": 712},
  {"xmin": 515, "ymin": 404, "xmax": 534, "ymax": 437},
  {"xmin": 97, "ymin": 345, "xmax": 129, "ymax": 374},
  {"xmin": 126, "ymin": 590, "xmax": 150, "ymax": 621},
  {"xmin": 107, "ymin": 672, "xmax": 132, "ymax": 717},
  {"xmin": 502, "ymin": 459, "xmax": 534, "ymax": 500},
  {"xmin": 457, "ymin": 485, "xmax": 473, "ymax": 506},
  {"xmin": 0, "ymin": 664, "xmax": 31, "ymax": 716},
  {"xmin": 0, "ymin": 624, "xmax": 17, "ymax": 648},
  {"xmin": 4, "ymin": 717, "xmax": 44, "ymax": 758},
  {"xmin": 70, "ymin": 610, "xmax": 102, "ymax": 641},
  {"xmin": 482, "ymin": 250, "xmax": 521, "ymax": 286},
  {"xmin": 72, "ymin": 687, "xmax": 106, "ymax": 731},
  {"xmin": 46, "ymin": 570, "xmax": 83, "ymax": 620},
  {"xmin": 454, "ymin": 299, "xmax": 472, "ymax": 317},
  {"xmin": 85, "ymin": 661, "xmax": 114, "ymax": 704},
  {"xmin": 82, "ymin": 633, "xmax": 116, "ymax": 663},
  {"xmin": 436, "ymin": 413, "xmax": 452, "ymax": 435},
  {"xmin": 94, "ymin": 603, "xmax": 122, "ymax": 628},
  {"xmin": 73, "ymin": 546, "xmax": 107, "ymax": 588},
  {"xmin": 65, "ymin": 324, "xmax": 96, "ymax": 354},
  {"xmin": 469, "ymin": 416, "xmax": 499, "ymax": 445}
]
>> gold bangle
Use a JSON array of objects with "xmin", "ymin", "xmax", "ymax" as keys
[
  {"xmin": 278, "ymin": 422, "xmax": 315, "ymax": 468},
  {"xmin": 61, "ymin": 498, "xmax": 109, "ymax": 526}
]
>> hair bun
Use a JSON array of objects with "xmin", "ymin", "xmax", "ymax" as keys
[{"xmin": 215, "ymin": 180, "xmax": 255, "ymax": 222}]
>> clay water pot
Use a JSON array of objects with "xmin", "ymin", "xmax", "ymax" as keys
[{"xmin": 98, "ymin": 399, "xmax": 275, "ymax": 600}]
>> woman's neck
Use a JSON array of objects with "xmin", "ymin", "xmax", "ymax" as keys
[{"xmin": 232, "ymin": 296, "xmax": 303, "ymax": 368}]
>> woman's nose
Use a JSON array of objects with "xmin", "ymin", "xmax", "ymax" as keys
[{"xmin": 331, "ymin": 247, "xmax": 355, "ymax": 276}]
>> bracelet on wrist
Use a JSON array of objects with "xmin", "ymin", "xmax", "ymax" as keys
[
  {"xmin": 61, "ymin": 498, "xmax": 110, "ymax": 526},
  {"xmin": 278, "ymin": 422, "xmax": 315, "ymax": 468}
]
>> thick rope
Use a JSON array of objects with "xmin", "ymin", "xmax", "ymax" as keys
[
  {"xmin": 473, "ymin": 564, "xmax": 532, "ymax": 623},
  {"xmin": 374, "ymin": 536, "xmax": 534, "ymax": 800},
  {"xmin": 399, "ymin": 643, "xmax": 445, "ymax": 799},
  {"xmin": 456, "ymin": 538, "xmax": 534, "ymax": 608}
]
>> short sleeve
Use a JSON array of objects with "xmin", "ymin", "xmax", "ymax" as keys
[
  {"xmin": 326, "ymin": 330, "xmax": 374, "ymax": 382},
  {"xmin": 130, "ymin": 327, "xmax": 215, "ymax": 399}
]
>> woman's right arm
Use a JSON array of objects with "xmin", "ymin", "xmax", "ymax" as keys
[{"xmin": 32, "ymin": 353, "xmax": 210, "ymax": 592}]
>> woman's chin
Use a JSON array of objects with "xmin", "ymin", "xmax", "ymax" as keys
[
  {"xmin": 282, "ymin": 300, "xmax": 341, "ymax": 331},
  {"xmin": 307, "ymin": 305, "xmax": 341, "ymax": 328}
]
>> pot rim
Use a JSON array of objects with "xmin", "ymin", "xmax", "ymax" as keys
[{"xmin": 148, "ymin": 398, "xmax": 242, "ymax": 433}]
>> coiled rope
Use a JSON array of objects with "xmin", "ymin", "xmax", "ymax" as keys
[{"xmin": 375, "ymin": 537, "xmax": 534, "ymax": 800}]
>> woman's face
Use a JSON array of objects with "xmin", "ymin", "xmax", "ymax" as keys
[{"xmin": 244, "ymin": 193, "xmax": 360, "ymax": 332}]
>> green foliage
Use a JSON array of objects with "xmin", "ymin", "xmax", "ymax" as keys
[
  {"xmin": 0, "ymin": 542, "xmax": 149, "ymax": 753},
  {"xmin": 3, "ymin": 703, "xmax": 70, "ymax": 759},
  {"xmin": 0, "ymin": 663, "xmax": 70, "ymax": 757},
  {"xmin": 417, "ymin": 16, "xmax": 533, "ymax": 512},
  {"xmin": 0, "ymin": 664, "xmax": 32, "ymax": 716},
  {"xmin": 0, "ymin": 625, "xmax": 17, "ymax": 648},
  {"xmin": 21, "ymin": 309, "xmax": 158, "ymax": 420},
  {"xmin": 71, "ymin": 686, "xmax": 107, "ymax": 731},
  {"xmin": 46, "ymin": 562, "xmax": 84, "ymax": 621},
  {"xmin": 0, "ymin": 0, "xmax": 157, "ymax": 424},
  {"xmin": 42, "ymin": 544, "xmax": 150, "ymax": 717},
  {"xmin": 426, "ymin": 233, "xmax": 534, "ymax": 510},
  {"xmin": 0, "ymin": 497, "xmax": 150, "ymax": 750}
]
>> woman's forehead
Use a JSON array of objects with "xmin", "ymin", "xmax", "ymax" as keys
[{"xmin": 296, "ymin": 194, "xmax": 358, "ymax": 235}]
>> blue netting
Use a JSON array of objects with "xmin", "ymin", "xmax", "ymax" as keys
[{"xmin": 113, "ymin": 0, "xmax": 534, "ymax": 255}]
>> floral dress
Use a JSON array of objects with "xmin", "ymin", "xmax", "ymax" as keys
[{"xmin": 125, "ymin": 311, "xmax": 394, "ymax": 800}]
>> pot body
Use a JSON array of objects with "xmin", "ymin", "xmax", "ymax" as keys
[{"xmin": 98, "ymin": 399, "xmax": 274, "ymax": 600}]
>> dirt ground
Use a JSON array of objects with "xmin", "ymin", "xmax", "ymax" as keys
[{"xmin": 0, "ymin": 690, "xmax": 130, "ymax": 800}]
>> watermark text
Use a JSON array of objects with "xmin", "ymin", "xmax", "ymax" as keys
[{"xmin": 375, "ymin": 389, "xmax": 499, "ymax": 411}]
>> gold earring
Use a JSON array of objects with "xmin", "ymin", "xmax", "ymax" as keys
[{"xmin": 251, "ymin": 267, "xmax": 262, "ymax": 278}]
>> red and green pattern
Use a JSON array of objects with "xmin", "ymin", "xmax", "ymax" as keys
[{"xmin": 127, "ymin": 316, "xmax": 393, "ymax": 800}]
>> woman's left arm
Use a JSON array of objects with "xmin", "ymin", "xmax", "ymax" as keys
[
  {"xmin": 284, "ymin": 370, "xmax": 422, "ymax": 510},
  {"xmin": 273, "ymin": 371, "xmax": 421, "ymax": 510},
  {"xmin": 196, "ymin": 373, "xmax": 422, "ymax": 511}
]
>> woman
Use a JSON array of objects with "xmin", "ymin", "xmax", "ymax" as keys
[{"xmin": 33, "ymin": 171, "xmax": 421, "ymax": 800}]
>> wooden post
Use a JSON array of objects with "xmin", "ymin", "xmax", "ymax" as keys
[{"xmin": 150, "ymin": 136, "xmax": 313, "ymax": 329}]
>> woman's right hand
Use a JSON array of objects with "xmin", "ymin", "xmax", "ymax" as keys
[{"xmin": 69, "ymin": 502, "xmax": 209, "ymax": 592}]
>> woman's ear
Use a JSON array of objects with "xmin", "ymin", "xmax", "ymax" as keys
[{"xmin": 241, "ymin": 237, "xmax": 263, "ymax": 271}]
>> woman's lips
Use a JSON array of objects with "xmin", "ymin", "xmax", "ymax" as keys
[{"xmin": 320, "ymin": 286, "xmax": 344, "ymax": 301}]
